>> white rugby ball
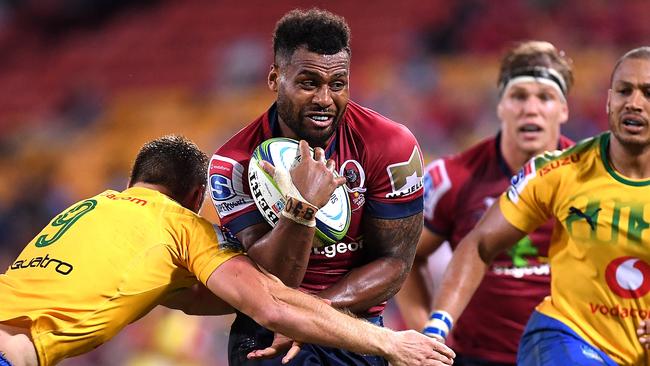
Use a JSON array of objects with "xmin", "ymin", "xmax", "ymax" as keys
[{"xmin": 248, "ymin": 137, "xmax": 351, "ymax": 246}]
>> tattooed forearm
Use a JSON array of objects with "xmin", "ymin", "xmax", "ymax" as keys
[
  {"xmin": 363, "ymin": 212, "xmax": 423, "ymax": 278},
  {"xmin": 317, "ymin": 212, "xmax": 423, "ymax": 312}
]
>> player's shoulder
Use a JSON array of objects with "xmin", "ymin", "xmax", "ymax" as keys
[
  {"xmin": 214, "ymin": 111, "xmax": 268, "ymax": 160},
  {"xmin": 210, "ymin": 112, "xmax": 266, "ymax": 182},
  {"xmin": 344, "ymin": 101, "xmax": 417, "ymax": 144},
  {"xmin": 532, "ymin": 133, "xmax": 601, "ymax": 178},
  {"xmin": 448, "ymin": 136, "xmax": 497, "ymax": 169},
  {"xmin": 506, "ymin": 134, "xmax": 600, "ymax": 203},
  {"xmin": 429, "ymin": 136, "xmax": 496, "ymax": 184}
]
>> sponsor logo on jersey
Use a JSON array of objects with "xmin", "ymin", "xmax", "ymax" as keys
[
  {"xmin": 507, "ymin": 236, "xmax": 539, "ymax": 268},
  {"xmin": 209, "ymin": 155, "xmax": 255, "ymax": 217},
  {"xmin": 538, "ymin": 153, "xmax": 580, "ymax": 176},
  {"xmin": 10, "ymin": 254, "xmax": 73, "ymax": 275},
  {"xmin": 102, "ymin": 193, "xmax": 147, "ymax": 206},
  {"xmin": 588, "ymin": 302, "xmax": 650, "ymax": 320},
  {"xmin": 567, "ymin": 206, "xmax": 601, "ymax": 231},
  {"xmin": 216, "ymin": 197, "xmax": 248, "ymax": 213},
  {"xmin": 312, "ymin": 240, "xmax": 364, "ymax": 258},
  {"xmin": 423, "ymin": 160, "xmax": 451, "ymax": 220},
  {"xmin": 340, "ymin": 160, "xmax": 366, "ymax": 211},
  {"xmin": 385, "ymin": 146, "xmax": 424, "ymax": 198},
  {"xmin": 605, "ymin": 256, "xmax": 650, "ymax": 299},
  {"xmin": 492, "ymin": 263, "xmax": 549, "ymax": 278},
  {"xmin": 507, "ymin": 159, "xmax": 536, "ymax": 203}
]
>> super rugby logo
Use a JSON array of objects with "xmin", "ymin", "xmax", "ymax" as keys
[
  {"xmin": 210, "ymin": 174, "xmax": 235, "ymax": 201},
  {"xmin": 507, "ymin": 159, "xmax": 536, "ymax": 204},
  {"xmin": 209, "ymin": 155, "xmax": 255, "ymax": 217},
  {"xmin": 605, "ymin": 256, "xmax": 650, "ymax": 299},
  {"xmin": 385, "ymin": 146, "xmax": 424, "ymax": 198}
]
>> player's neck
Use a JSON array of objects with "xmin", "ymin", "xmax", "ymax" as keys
[
  {"xmin": 607, "ymin": 136, "xmax": 650, "ymax": 179},
  {"xmin": 500, "ymin": 139, "xmax": 534, "ymax": 174},
  {"xmin": 129, "ymin": 182, "xmax": 181, "ymax": 204}
]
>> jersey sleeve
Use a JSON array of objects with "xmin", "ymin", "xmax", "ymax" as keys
[
  {"xmin": 181, "ymin": 215, "xmax": 244, "ymax": 286},
  {"xmin": 363, "ymin": 124, "xmax": 425, "ymax": 219},
  {"xmin": 423, "ymin": 158, "xmax": 456, "ymax": 237},
  {"xmin": 208, "ymin": 152, "xmax": 266, "ymax": 236},
  {"xmin": 499, "ymin": 158, "xmax": 554, "ymax": 233}
]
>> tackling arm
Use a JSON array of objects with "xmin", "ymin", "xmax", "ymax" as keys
[
  {"xmin": 432, "ymin": 204, "xmax": 526, "ymax": 326},
  {"xmin": 317, "ymin": 212, "xmax": 423, "ymax": 313},
  {"xmin": 395, "ymin": 229, "xmax": 447, "ymax": 330},
  {"xmin": 160, "ymin": 283, "xmax": 235, "ymax": 315},
  {"xmin": 206, "ymin": 255, "xmax": 456, "ymax": 366},
  {"xmin": 237, "ymin": 220, "xmax": 315, "ymax": 287}
]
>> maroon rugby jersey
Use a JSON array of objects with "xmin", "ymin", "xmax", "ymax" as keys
[
  {"xmin": 209, "ymin": 101, "xmax": 424, "ymax": 316},
  {"xmin": 424, "ymin": 134, "xmax": 572, "ymax": 363}
]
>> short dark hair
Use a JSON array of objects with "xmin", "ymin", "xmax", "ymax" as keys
[
  {"xmin": 273, "ymin": 8, "xmax": 351, "ymax": 65},
  {"xmin": 129, "ymin": 135, "xmax": 208, "ymax": 202},
  {"xmin": 498, "ymin": 41, "xmax": 574, "ymax": 94},
  {"xmin": 610, "ymin": 46, "xmax": 650, "ymax": 85}
]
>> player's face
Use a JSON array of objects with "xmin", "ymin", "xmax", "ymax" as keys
[
  {"xmin": 497, "ymin": 81, "xmax": 568, "ymax": 155},
  {"xmin": 607, "ymin": 58, "xmax": 650, "ymax": 148},
  {"xmin": 269, "ymin": 47, "xmax": 350, "ymax": 148}
]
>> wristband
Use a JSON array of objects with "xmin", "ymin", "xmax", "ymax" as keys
[
  {"xmin": 282, "ymin": 195, "xmax": 318, "ymax": 227},
  {"xmin": 422, "ymin": 310, "xmax": 453, "ymax": 340}
]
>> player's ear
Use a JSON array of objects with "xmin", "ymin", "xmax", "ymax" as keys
[
  {"xmin": 558, "ymin": 100, "xmax": 569, "ymax": 125},
  {"xmin": 496, "ymin": 99, "xmax": 505, "ymax": 121},
  {"xmin": 185, "ymin": 184, "xmax": 206, "ymax": 213},
  {"xmin": 268, "ymin": 64, "xmax": 279, "ymax": 92}
]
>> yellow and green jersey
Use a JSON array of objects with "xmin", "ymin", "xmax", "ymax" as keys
[
  {"xmin": 500, "ymin": 132, "xmax": 650, "ymax": 365},
  {"xmin": 0, "ymin": 187, "xmax": 242, "ymax": 366}
]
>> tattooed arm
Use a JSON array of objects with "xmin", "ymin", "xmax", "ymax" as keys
[{"xmin": 318, "ymin": 212, "xmax": 423, "ymax": 313}]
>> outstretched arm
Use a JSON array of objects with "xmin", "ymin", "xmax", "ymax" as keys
[
  {"xmin": 395, "ymin": 229, "xmax": 447, "ymax": 330},
  {"xmin": 318, "ymin": 212, "xmax": 423, "ymax": 313},
  {"xmin": 431, "ymin": 204, "xmax": 526, "ymax": 331},
  {"xmin": 206, "ymin": 255, "xmax": 456, "ymax": 366},
  {"xmin": 160, "ymin": 283, "xmax": 234, "ymax": 315}
]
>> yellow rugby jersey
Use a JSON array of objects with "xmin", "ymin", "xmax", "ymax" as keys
[
  {"xmin": 0, "ymin": 187, "xmax": 242, "ymax": 366},
  {"xmin": 500, "ymin": 132, "xmax": 650, "ymax": 365}
]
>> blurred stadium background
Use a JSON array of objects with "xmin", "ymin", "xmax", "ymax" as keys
[{"xmin": 0, "ymin": 0, "xmax": 646, "ymax": 364}]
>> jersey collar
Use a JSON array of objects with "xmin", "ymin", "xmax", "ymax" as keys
[
  {"xmin": 600, "ymin": 132, "xmax": 650, "ymax": 186},
  {"xmin": 495, "ymin": 131, "xmax": 572, "ymax": 178}
]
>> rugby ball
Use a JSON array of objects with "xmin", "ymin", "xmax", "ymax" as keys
[{"xmin": 248, "ymin": 137, "xmax": 351, "ymax": 246}]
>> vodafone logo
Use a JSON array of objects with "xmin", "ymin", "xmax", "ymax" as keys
[{"xmin": 605, "ymin": 256, "xmax": 650, "ymax": 299}]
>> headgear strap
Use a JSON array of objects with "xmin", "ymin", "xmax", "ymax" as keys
[{"xmin": 499, "ymin": 66, "xmax": 567, "ymax": 102}]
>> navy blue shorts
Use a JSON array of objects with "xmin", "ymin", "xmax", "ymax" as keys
[
  {"xmin": 228, "ymin": 312, "xmax": 388, "ymax": 366},
  {"xmin": 518, "ymin": 311, "xmax": 618, "ymax": 366},
  {"xmin": 453, "ymin": 354, "xmax": 514, "ymax": 366},
  {"xmin": 0, "ymin": 353, "xmax": 12, "ymax": 366}
]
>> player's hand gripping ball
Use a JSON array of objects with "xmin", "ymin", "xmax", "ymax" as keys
[{"xmin": 248, "ymin": 137, "xmax": 351, "ymax": 247}]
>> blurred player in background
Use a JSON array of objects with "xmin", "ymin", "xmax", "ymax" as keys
[
  {"xmin": 431, "ymin": 46, "xmax": 650, "ymax": 365},
  {"xmin": 0, "ymin": 135, "xmax": 455, "ymax": 366},
  {"xmin": 395, "ymin": 41, "xmax": 574, "ymax": 366},
  {"xmin": 209, "ymin": 8, "xmax": 425, "ymax": 365}
]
